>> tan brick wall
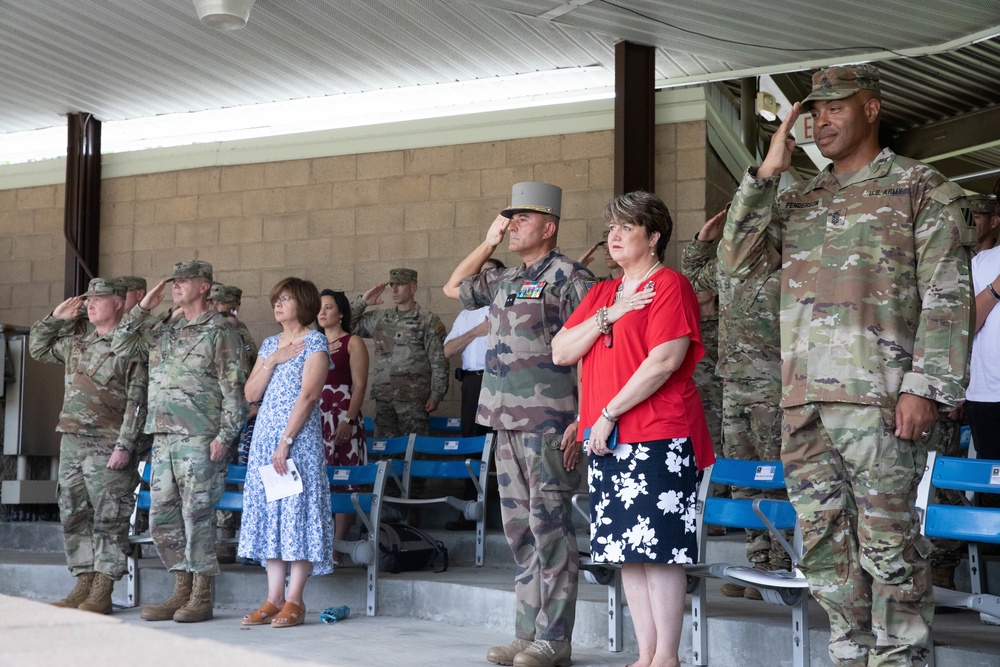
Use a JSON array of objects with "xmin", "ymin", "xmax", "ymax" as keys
[{"xmin": 0, "ymin": 123, "xmax": 712, "ymax": 418}]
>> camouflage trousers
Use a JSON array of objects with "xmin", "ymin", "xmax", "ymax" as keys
[
  {"xmin": 722, "ymin": 378, "xmax": 790, "ymax": 568},
  {"xmin": 57, "ymin": 434, "xmax": 140, "ymax": 580},
  {"xmin": 150, "ymin": 433, "xmax": 228, "ymax": 576},
  {"xmin": 782, "ymin": 403, "xmax": 933, "ymax": 667},
  {"xmin": 374, "ymin": 398, "xmax": 429, "ymax": 439},
  {"xmin": 495, "ymin": 429, "xmax": 583, "ymax": 642},
  {"xmin": 923, "ymin": 417, "xmax": 965, "ymax": 573}
]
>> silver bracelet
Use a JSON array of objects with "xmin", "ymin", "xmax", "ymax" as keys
[
  {"xmin": 601, "ymin": 406, "xmax": 617, "ymax": 422},
  {"xmin": 989, "ymin": 283, "xmax": 1000, "ymax": 301}
]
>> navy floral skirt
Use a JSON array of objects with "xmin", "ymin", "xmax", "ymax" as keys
[{"xmin": 588, "ymin": 437, "xmax": 700, "ymax": 564}]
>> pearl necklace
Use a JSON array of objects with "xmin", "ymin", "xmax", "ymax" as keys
[{"xmin": 639, "ymin": 261, "xmax": 662, "ymax": 282}]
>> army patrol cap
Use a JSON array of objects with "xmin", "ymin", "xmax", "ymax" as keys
[
  {"xmin": 388, "ymin": 268, "xmax": 418, "ymax": 285},
  {"xmin": 501, "ymin": 182, "xmax": 562, "ymax": 219},
  {"xmin": 209, "ymin": 283, "xmax": 242, "ymax": 304},
  {"xmin": 166, "ymin": 259, "xmax": 213, "ymax": 283},
  {"xmin": 117, "ymin": 275, "xmax": 147, "ymax": 292},
  {"xmin": 801, "ymin": 64, "xmax": 881, "ymax": 110},
  {"xmin": 968, "ymin": 194, "xmax": 997, "ymax": 215},
  {"xmin": 81, "ymin": 277, "xmax": 126, "ymax": 299}
]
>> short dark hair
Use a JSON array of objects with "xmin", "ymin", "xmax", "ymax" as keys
[
  {"xmin": 320, "ymin": 289, "xmax": 352, "ymax": 333},
  {"xmin": 604, "ymin": 191, "xmax": 673, "ymax": 262},
  {"xmin": 270, "ymin": 277, "xmax": 321, "ymax": 327}
]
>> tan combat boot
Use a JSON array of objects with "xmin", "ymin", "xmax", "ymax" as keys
[
  {"xmin": 140, "ymin": 571, "xmax": 193, "ymax": 621},
  {"xmin": 173, "ymin": 573, "xmax": 213, "ymax": 623},
  {"xmin": 51, "ymin": 572, "xmax": 96, "ymax": 608},
  {"xmin": 487, "ymin": 638, "xmax": 534, "ymax": 666},
  {"xmin": 78, "ymin": 573, "xmax": 115, "ymax": 614},
  {"xmin": 512, "ymin": 639, "xmax": 572, "ymax": 667}
]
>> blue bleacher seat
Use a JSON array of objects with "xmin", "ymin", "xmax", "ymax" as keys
[
  {"xmin": 684, "ymin": 458, "xmax": 809, "ymax": 667},
  {"xmin": 916, "ymin": 452, "xmax": 1000, "ymax": 630},
  {"xmin": 382, "ymin": 434, "xmax": 493, "ymax": 566}
]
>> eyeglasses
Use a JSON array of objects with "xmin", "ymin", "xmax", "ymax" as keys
[{"xmin": 274, "ymin": 295, "xmax": 296, "ymax": 304}]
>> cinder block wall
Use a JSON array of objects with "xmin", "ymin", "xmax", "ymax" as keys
[{"xmin": 0, "ymin": 122, "xmax": 710, "ymax": 417}]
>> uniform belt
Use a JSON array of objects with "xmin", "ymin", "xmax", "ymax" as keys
[{"xmin": 455, "ymin": 368, "xmax": 485, "ymax": 381}]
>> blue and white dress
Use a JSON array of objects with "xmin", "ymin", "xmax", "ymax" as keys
[{"xmin": 238, "ymin": 331, "xmax": 334, "ymax": 575}]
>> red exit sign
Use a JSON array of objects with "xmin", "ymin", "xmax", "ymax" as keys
[{"xmin": 793, "ymin": 114, "xmax": 815, "ymax": 145}]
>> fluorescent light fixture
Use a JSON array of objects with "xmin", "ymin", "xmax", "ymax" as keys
[
  {"xmin": 193, "ymin": 0, "xmax": 256, "ymax": 30},
  {"xmin": 0, "ymin": 67, "xmax": 611, "ymax": 165}
]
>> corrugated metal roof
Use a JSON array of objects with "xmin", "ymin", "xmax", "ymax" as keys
[{"xmin": 1, "ymin": 0, "xmax": 998, "ymax": 189}]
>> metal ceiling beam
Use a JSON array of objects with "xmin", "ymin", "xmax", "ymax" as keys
[
  {"xmin": 927, "ymin": 155, "xmax": 1000, "ymax": 193},
  {"xmin": 889, "ymin": 105, "xmax": 1000, "ymax": 161}
]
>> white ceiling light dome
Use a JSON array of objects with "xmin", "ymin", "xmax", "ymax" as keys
[{"xmin": 193, "ymin": 0, "xmax": 256, "ymax": 30}]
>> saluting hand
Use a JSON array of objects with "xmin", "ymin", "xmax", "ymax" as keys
[
  {"xmin": 485, "ymin": 214, "xmax": 510, "ymax": 248},
  {"xmin": 758, "ymin": 101, "xmax": 801, "ymax": 180},
  {"xmin": 697, "ymin": 207, "xmax": 729, "ymax": 243},
  {"xmin": 140, "ymin": 278, "xmax": 168, "ymax": 311},
  {"xmin": 363, "ymin": 283, "xmax": 387, "ymax": 306},
  {"xmin": 52, "ymin": 296, "xmax": 84, "ymax": 320}
]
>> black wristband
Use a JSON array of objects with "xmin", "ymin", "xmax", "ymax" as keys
[{"xmin": 989, "ymin": 283, "xmax": 1000, "ymax": 301}]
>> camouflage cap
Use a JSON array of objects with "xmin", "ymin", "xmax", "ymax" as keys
[
  {"xmin": 389, "ymin": 268, "xmax": 417, "ymax": 284},
  {"xmin": 801, "ymin": 64, "xmax": 881, "ymax": 110},
  {"xmin": 968, "ymin": 194, "xmax": 998, "ymax": 215},
  {"xmin": 80, "ymin": 277, "xmax": 125, "ymax": 299},
  {"xmin": 209, "ymin": 283, "xmax": 243, "ymax": 304},
  {"xmin": 117, "ymin": 275, "xmax": 147, "ymax": 292},
  {"xmin": 166, "ymin": 259, "xmax": 213, "ymax": 283},
  {"xmin": 501, "ymin": 182, "xmax": 562, "ymax": 219}
]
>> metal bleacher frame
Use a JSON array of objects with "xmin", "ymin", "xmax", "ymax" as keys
[
  {"xmin": 684, "ymin": 458, "xmax": 810, "ymax": 667},
  {"xmin": 381, "ymin": 433, "xmax": 494, "ymax": 566}
]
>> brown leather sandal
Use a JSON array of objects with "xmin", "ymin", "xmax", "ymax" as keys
[
  {"xmin": 270, "ymin": 601, "xmax": 306, "ymax": 628},
  {"xmin": 242, "ymin": 601, "xmax": 282, "ymax": 626}
]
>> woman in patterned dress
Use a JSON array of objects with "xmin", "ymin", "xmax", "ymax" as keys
[
  {"xmin": 317, "ymin": 289, "xmax": 369, "ymax": 565},
  {"xmin": 552, "ymin": 192, "xmax": 715, "ymax": 667},
  {"xmin": 237, "ymin": 277, "xmax": 333, "ymax": 628}
]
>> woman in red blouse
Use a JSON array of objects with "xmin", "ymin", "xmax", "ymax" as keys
[{"xmin": 553, "ymin": 191, "xmax": 714, "ymax": 667}]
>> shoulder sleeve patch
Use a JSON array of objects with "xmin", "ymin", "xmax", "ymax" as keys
[{"xmin": 928, "ymin": 180, "xmax": 966, "ymax": 206}]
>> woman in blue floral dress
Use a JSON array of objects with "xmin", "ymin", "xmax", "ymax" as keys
[{"xmin": 238, "ymin": 277, "xmax": 333, "ymax": 628}]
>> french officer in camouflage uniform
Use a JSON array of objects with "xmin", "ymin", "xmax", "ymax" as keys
[
  {"xmin": 444, "ymin": 182, "xmax": 593, "ymax": 667},
  {"xmin": 29, "ymin": 278, "xmax": 147, "ymax": 615},
  {"xmin": 111, "ymin": 260, "xmax": 248, "ymax": 624},
  {"xmin": 683, "ymin": 207, "xmax": 790, "ymax": 596},
  {"xmin": 720, "ymin": 65, "xmax": 975, "ymax": 666},
  {"xmin": 350, "ymin": 268, "xmax": 448, "ymax": 438}
]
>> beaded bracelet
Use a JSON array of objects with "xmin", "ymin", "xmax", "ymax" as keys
[{"xmin": 595, "ymin": 306, "xmax": 612, "ymax": 334}]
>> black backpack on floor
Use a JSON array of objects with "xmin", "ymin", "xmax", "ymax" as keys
[{"xmin": 366, "ymin": 523, "xmax": 449, "ymax": 574}]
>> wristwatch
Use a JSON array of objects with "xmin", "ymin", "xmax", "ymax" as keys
[
  {"xmin": 283, "ymin": 436, "xmax": 293, "ymax": 445},
  {"xmin": 347, "ymin": 417, "xmax": 358, "ymax": 426}
]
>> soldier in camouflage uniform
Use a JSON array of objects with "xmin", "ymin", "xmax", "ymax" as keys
[
  {"xmin": 209, "ymin": 283, "xmax": 258, "ymax": 371},
  {"xmin": 683, "ymin": 208, "xmax": 789, "ymax": 597},
  {"xmin": 720, "ymin": 65, "xmax": 975, "ymax": 666},
  {"xmin": 691, "ymin": 296, "xmax": 722, "ymax": 448},
  {"xmin": 111, "ymin": 260, "xmax": 248, "ymax": 624},
  {"xmin": 350, "ymin": 268, "xmax": 448, "ymax": 439},
  {"xmin": 444, "ymin": 182, "xmax": 592, "ymax": 667},
  {"xmin": 207, "ymin": 283, "xmax": 257, "ymax": 563},
  {"xmin": 29, "ymin": 278, "xmax": 147, "ymax": 615}
]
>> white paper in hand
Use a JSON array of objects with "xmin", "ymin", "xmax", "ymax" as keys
[{"xmin": 259, "ymin": 458, "xmax": 304, "ymax": 502}]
